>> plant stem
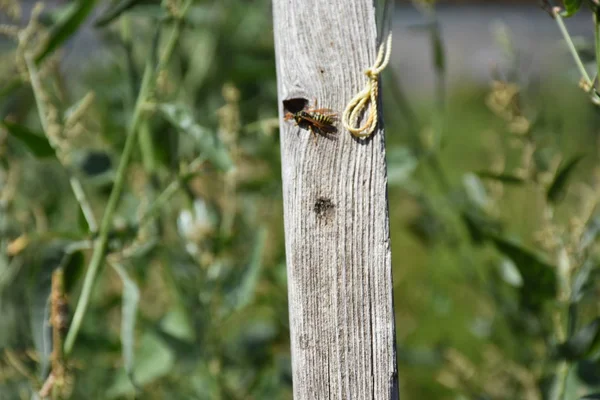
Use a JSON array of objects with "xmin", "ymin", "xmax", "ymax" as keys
[
  {"xmin": 24, "ymin": 54, "xmax": 99, "ymax": 234},
  {"xmin": 68, "ymin": 177, "xmax": 98, "ymax": 233},
  {"xmin": 50, "ymin": 268, "xmax": 66, "ymax": 400},
  {"xmin": 138, "ymin": 156, "xmax": 205, "ymax": 228},
  {"xmin": 552, "ymin": 361, "xmax": 570, "ymax": 400},
  {"xmin": 121, "ymin": 15, "xmax": 157, "ymax": 177},
  {"xmin": 63, "ymin": 63, "xmax": 151, "ymax": 355},
  {"xmin": 138, "ymin": 0, "xmax": 193, "ymax": 178},
  {"xmin": 594, "ymin": 11, "xmax": 600, "ymax": 88},
  {"xmin": 430, "ymin": 17, "xmax": 446, "ymax": 153},
  {"xmin": 138, "ymin": 179, "xmax": 180, "ymax": 227},
  {"xmin": 63, "ymin": 1, "xmax": 193, "ymax": 354},
  {"xmin": 138, "ymin": 120, "xmax": 156, "ymax": 175},
  {"xmin": 159, "ymin": 0, "xmax": 193, "ymax": 71},
  {"xmin": 548, "ymin": 209, "xmax": 572, "ymax": 400},
  {"xmin": 553, "ymin": 8, "xmax": 593, "ymax": 86},
  {"xmin": 551, "ymin": 307, "xmax": 570, "ymax": 400}
]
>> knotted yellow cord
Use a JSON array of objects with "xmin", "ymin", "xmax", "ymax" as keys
[{"xmin": 342, "ymin": 33, "xmax": 392, "ymax": 138}]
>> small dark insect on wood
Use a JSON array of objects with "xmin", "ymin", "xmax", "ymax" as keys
[{"xmin": 284, "ymin": 100, "xmax": 338, "ymax": 142}]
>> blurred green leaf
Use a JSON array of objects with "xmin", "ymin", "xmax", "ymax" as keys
[
  {"xmin": 577, "ymin": 359, "xmax": 600, "ymax": 386},
  {"xmin": 497, "ymin": 258, "xmax": 523, "ymax": 288},
  {"xmin": 1, "ymin": 120, "xmax": 54, "ymax": 158},
  {"xmin": 111, "ymin": 262, "xmax": 140, "ymax": 382},
  {"xmin": 182, "ymin": 30, "xmax": 218, "ymax": 92},
  {"xmin": 35, "ymin": 303, "xmax": 52, "ymax": 379},
  {"xmin": 562, "ymin": 0, "xmax": 583, "ymax": 16},
  {"xmin": 534, "ymin": 147, "xmax": 556, "ymax": 174},
  {"xmin": 408, "ymin": 205, "xmax": 446, "ymax": 247},
  {"xmin": 461, "ymin": 211, "xmax": 487, "ymax": 245},
  {"xmin": 0, "ymin": 78, "xmax": 24, "ymax": 101},
  {"xmin": 571, "ymin": 260, "xmax": 596, "ymax": 303},
  {"xmin": 77, "ymin": 207, "xmax": 90, "ymax": 233},
  {"xmin": 226, "ymin": 227, "xmax": 267, "ymax": 312},
  {"xmin": 108, "ymin": 332, "xmax": 174, "ymax": 398},
  {"xmin": 0, "ymin": 253, "xmax": 13, "ymax": 290},
  {"xmin": 580, "ymin": 394, "xmax": 600, "ymax": 400},
  {"xmin": 28, "ymin": 245, "xmax": 84, "ymax": 379},
  {"xmin": 35, "ymin": 0, "xmax": 99, "ymax": 64},
  {"xmin": 490, "ymin": 235, "xmax": 556, "ymax": 310},
  {"xmin": 158, "ymin": 103, "xmax": 233, "ymax": 171},
  {"xmin": 431, "ymin": 23, "xmax": 445, "ymax": 74},
  {"xmin": 491, "ymin": 21, "xmax": 515, "ymax": 62},
  {"xmin": 579, "ymin": 215, "xmax": 600, "ymax": 253},
  {"xmin": 557, "ymin": 318, "xmax": 600, "ymax": 361},
  {"xmin": 547, "ymin": 155, "xmax": 584, "ymax": 204},
  {"xmin": 29, "ymin": 245, "xmax": 64, "ymax": 379},
  {"xmin": 94, "ymin": 0, "xmax": 153, "ymax": 27},
  {"xmin": 38, "ymin": 2, "xmax": 79, "ymax": 26},
  {"xmin": 461, "ymin": 209, "xmax": 502, "ymax": 245},
  {"xmin": 568, "ymin": 303, "xmax": 579, "ymax": 341},
  {"xmin": 387, "ymin": 146, "xmax": 418, "ymax": 186},
  {"xmin": 160, "ymin": 305, "xmax": 195, "ymax": 342},
  {"xmin": 476, "ymin": 171, "xmax": 525, "ymax": 185},
  {"xmin": 63, "ymin": 250, "xmax": 84, "ymax": 294},
  {"xmin": 190, "ymin": 363, "xmax": 220, "ymax": 399},
  {"xmin": 463, "ymin": 173, "xmax": 489, "ymax": 209}
]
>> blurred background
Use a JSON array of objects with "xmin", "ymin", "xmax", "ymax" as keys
[{"xmin": 2, "ymin": 0, "xmax": 600, "ymax": 399}]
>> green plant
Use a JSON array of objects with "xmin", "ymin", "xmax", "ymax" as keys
[
  {"xmin": 382, "ymin": 2, "xmax": 600, "ymax": 399},
  {"xmin": 1, "ymin": 0, "xmax": 287, "ymax": 398}
]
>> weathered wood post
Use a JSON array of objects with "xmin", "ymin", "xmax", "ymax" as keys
[{"xmin": 272, "ymin": 0, "xmax": 399, "ymax": 398}]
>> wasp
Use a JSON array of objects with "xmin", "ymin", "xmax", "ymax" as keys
[{"xmin": 284, "ymin": 101, "xmax": 337, "ymax": 142}]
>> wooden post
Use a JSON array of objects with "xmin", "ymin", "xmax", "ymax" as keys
[{"xmin": 272, "ymin": 0, "xmax": 399, "ymax": 398}]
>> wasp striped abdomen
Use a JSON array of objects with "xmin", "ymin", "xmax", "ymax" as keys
[
  {"xmin": 299, "ymin": 111, "xmax": 335, "ymax": 127},
  {"xmin": 284, "ymin": 105, "xmax": 338, "ymax": 142}
]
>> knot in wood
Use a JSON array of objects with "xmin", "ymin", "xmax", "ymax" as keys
[{"xmin": 313, "ymin": 197, "xmax": 335, "ymax": 221}]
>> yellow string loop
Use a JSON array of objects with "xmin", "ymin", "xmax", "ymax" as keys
[{"xmin": 342, "ymin": 33, "xmax": 392, "ymax": 138}]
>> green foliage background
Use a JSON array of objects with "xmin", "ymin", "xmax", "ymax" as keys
[{"xmin": 2, "ymin": 1, "xmax": 600, "ymax": 399}]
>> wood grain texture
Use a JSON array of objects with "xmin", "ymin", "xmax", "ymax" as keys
[{"xmin": 272, "ymin": 0, "xmax": 399, "ymax": 398}]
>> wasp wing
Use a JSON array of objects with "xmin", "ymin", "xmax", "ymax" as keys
[{"xmin": 300, "ymin": 115, "xmax": 337, "ymax": 133}]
